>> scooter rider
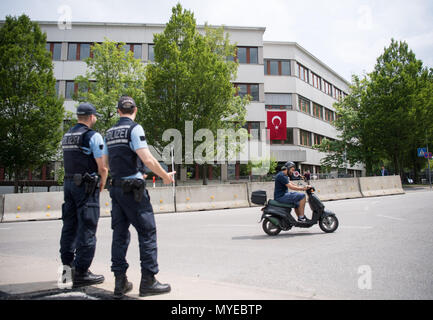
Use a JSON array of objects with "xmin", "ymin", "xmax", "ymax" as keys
[{"xmin": 274, "ymin": 161, "xmax": 311, "ymax": 222}]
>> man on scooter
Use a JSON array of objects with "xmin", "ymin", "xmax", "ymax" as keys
[{"xmin": 274, "ymin": 161, "xmax": 311, "ymax": 222}]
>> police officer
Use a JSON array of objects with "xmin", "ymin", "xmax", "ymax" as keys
[
  {"xmin": 59, "ymin": 102, "xmax": 108, "ymax": 288},
  {"xmin": 106, "ymin": 95, "xmax": 175, "ymax": 299}
]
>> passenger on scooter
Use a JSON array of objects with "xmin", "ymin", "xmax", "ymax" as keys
[{"xmin": 274, "ymin": 161, "xmax": 311, "ymax": 222}]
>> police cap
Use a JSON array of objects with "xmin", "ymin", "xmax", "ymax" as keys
[
  {"xmin": 77, "ymin": 102, "xmax": 101, "ymax": 117},
  {"xmin": 118, "ymin": 96, "xmax": 137, "ymax": 110}
]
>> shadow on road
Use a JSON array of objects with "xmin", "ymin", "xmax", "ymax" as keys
[
  {"xmin": 232, "ymin": 231, "xmax": 325, "ymax": 241},
  {"xmin": 0, "ymin": 281, "xmax": 137, "ymax": 300}
]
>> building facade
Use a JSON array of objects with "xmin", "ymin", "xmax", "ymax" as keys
[{"xmin": 37, "ymin": 21, "xmax": 363, "ymax": 182}]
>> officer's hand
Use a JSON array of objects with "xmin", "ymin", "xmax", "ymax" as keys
[
  {"xmin": 163, "ymin": 171, "xmax": 176, "ymax": 185},
  {"xmin": 143, "ymin": 174, "xmax": 148, "ymax": 179},
  {"xmin": 100, "ymin": 181, "xmax": 106, "ymax": 192}
]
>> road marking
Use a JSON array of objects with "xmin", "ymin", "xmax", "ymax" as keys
[
  {"xmin": 0, "ymin": 228, "xmax": 12, "ymax": 230},
  {"xmin": 376, "ymin": 214, "xmax": 406, "ymax": 221}
]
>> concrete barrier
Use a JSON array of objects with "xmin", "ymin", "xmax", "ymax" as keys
[
  {"xmin": 2, "ymin": 191, "xmax": 64, "ymax": 222},
  {"xmin": 175, "ymin": 184, "xmax": 249, "ymax": 212},
  {"xmin": 310, "ymin": 178, "xmax": 363, "ymax": 201},
  {"xmin": 0, "ymin": 176, "xmax": 406, "ymax": 222},
  {"xmin": 148, "ymin": 187, "xmax": 175, "ymax": 213},
  {"xmin": 0, "ymin": 194, "xmax": 4, "ymax": 222},
  {"xmin": 359, "ymin": 175, "xmax": 404, "ymax": 197}
]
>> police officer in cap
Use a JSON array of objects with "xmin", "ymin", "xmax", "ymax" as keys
[
  {"xmin": 106, "ymin": 95, "xmax": 175, "ymax": 299},
  {"xmin": 59, "ymin": 102, "xmax": 108, "ymax": 288}
]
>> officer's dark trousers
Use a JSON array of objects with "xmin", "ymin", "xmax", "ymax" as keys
[
  {"xmin": 109, "ymin": 185, "xmax": 159, "ymax": 277},
  {"xmin": 60, "ymin": 179, "xmax": 100, "ymax": 272}
]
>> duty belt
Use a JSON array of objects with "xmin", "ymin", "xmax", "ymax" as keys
[
  {"xmin": 65, "ymin": 173, "xmax": 99, "ymax": 195},
  {"xmin": 111, "ymin": 178, "xmax": 146, "ymax": 202}
]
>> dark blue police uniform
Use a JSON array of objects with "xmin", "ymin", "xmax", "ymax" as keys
[
  {"xmin": 59, "ymin": 103, "xmax": 106, "ymax": 287},
  {"xmin": 106, "ymin": 117, "xmax": 159, "ymax": 278}
]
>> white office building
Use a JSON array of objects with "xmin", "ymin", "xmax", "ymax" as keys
[{"xmin": 38, "ymin": 21, "xmax": 364, "ymax": 182}]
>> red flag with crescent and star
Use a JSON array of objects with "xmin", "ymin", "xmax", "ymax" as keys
[{"xmin": 267, "ymin": 111, "xmax": 287, "ymax": 141}]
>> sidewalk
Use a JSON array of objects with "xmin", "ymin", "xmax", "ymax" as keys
[{"xmin": 0, "ymin": 257, "xmax": 316, "ymax": 300}]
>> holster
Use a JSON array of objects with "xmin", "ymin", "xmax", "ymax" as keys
[
  {"xmin": 82, "ymin": 173, "xmax": 100, "ymax": 195},
  {"xmin": 121, "ymin": 179, "xmax": 146, "ymax": 202}
]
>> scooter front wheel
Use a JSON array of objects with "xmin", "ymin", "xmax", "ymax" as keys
[
  {"xmin": 262, "ymin": 218, "xmax": 282, "ymax": 236},
  {"xmin": 319, "ymin": 215, "xmax": 339, "ymax": 233}
]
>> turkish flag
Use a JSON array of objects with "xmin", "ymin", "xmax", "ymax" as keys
[{"xmin": 267, "ymin": 111, "xmax": 287, "ymax": 140}]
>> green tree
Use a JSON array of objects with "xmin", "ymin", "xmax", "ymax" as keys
[
  {"xmin": 141, "ymin": 3, "xmax": 249, "ymax": 184},
  {"xmin": 365, "ymin": 39, "xmax": 433, "ymax": 177},
  {"xmin": 74, "ymin": 39, "xmax": 147, "ymax": 134},
  {"xmin": 0, "ymin": 15, "xmax": 64, "ymax": 192},
  {"xmin": 316, "ymin": 39, "xmax": 433, "ymax": 178}
]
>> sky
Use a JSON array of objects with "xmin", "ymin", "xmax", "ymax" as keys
[{"xmin": 1, "ymin": 0, "xmax": 433, "ymax": 82}]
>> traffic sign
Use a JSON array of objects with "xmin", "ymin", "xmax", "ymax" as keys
[
  {"xmin": 418, "ymin": 148, "xmax": 427, "ymax": 157},
  {"xmin": 424, "ymin": 152, "xmax": 433, "ymax": 159}
]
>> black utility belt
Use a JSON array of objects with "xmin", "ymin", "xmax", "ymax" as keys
[
  {"xmin": 112, "ymin": 178, "xmax": 146, "ymax": 202},
  {"xmin": 65, "ymin": 173, "xmax": 100, "ymax": 195}
]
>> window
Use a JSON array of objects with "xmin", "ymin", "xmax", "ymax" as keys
[
  {"xmin": 235, "ymin": 83, "xmax": 260, "ymax": 101},
  {"xmin": 300, "ymin": 130, "xmax": 312, "ymax": 146},
  {"xmin": 148, "ymin": 44, "xmax": 154, "ymax": 61},
  {"xmin": 314, "ymin": 134, "xmax": 325, "ymax": 146},
  {"xmin": 68, "ymin": 43, "xmax": 93, "ymax": 60},
  {"xmin": 312, "ymin": 103, "xmax": 323, "ymax": 119},
  {"xmin": 334, "ymin": 87, "xmax": 343, "ymax": 101},
  {"xmin": 323, "ymin": 80, "xmax": 333, "ymax": 96},
  {"xmin": 243, "ymin": 122, "xmax": 261, "ymax": 140},
  {"xmin": 55, "ymin": 81, "xmax": 60, "ymax": 97},
  {"xmin": 271, "ymin": 128, "xmax": 294, "ymax": 145},
  {"xmin": 312, "ymin": 72, "xmax": 322, "ymax": 90},
  {"xmin": 65, "ymin": 81, "xmax": 77, "ymax": 99},
  {"xmin": 236, "ymin": 47, "xmax": 258, "ymax": 64},
  {"xmin": 46, "ymin": 42, "xmax": 62, "ymax": 60},
  {"xmin": 298, "ymin": 63, "xmax": 309, "ymax": 82},
  {"xmin": 269, "ymin": 60, "xmax": 278, "ymax": 75},
  {"xmin": 265, "ymin": 60, "xmax": 291, "ymax": 76},
  {"xmin": 265, "ymin": 93, "xmax": 292, "ymax": 109},
  {"xmin": 281, "ymin": 61, "xmax": 290, "ymax": 75},
  {"xmin": 250, "ymin": 84, "xmax": 259, "ymax": 101},
  {"xmin": 325, "ymin": 108, "xmax": 335, "ymax": 122},
  {"xmin": 299, "ymin": 96, "xmax": 310, "ymax": 114},
  {"xmin": 123, "ymin": 43, "xmax": 142, "ymax": 60}
]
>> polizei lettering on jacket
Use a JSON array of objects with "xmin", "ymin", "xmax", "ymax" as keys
[{"xmin": 105, "ymin": 125, "xmax": 131, "ymax": 145}]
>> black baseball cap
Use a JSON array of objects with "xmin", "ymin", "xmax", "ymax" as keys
[
  {"xmin": 117, "ymin": 96, "xmax": 137, "ymax": 109},
  {"xmin": 76, "ymin": 102, "xmax": 101, "ymax": 117}
]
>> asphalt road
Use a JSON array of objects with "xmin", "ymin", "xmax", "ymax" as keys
[{"xmin": 0, "ymin": 189, "xmax": 432, "ymax": 300}]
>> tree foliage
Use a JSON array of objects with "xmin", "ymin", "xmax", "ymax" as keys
[
  {"xmin": 74, "ymin": 39, "xmax": 147, "ymax": 134},
  {"xmin": 140, "ymin": 3, "xmax": 249, "ymax": 155},
  {"xmin": 0, "ymin": 15, "xmax": 64, "ymax": 190},
  {"xmin": 315, "ymin": 39, "xmax": 433, "ymax": 178}
]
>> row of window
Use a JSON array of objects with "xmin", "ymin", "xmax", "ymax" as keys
[
  {"xmin": 47, "ymin": 42, "xmax": 347, "ymax": 102},
  {"xmin": 295, "ymin": 62, "xmax": 347, "ymax": 101},
  {"xmin": 46, "ymin": 42, "xmax": 260, "ymax": 64},
  {"xmin": 298, "ymin": 95, "xmax": 335, "ymax": 123},
  {"xmin": 46, "ymin": 42, "xmax": 148, "ymax": 61}
]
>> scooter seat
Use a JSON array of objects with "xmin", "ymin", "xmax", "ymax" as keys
[{"xmin": 268, "ymin": 200, "xmax": 297, "ymax": 209}]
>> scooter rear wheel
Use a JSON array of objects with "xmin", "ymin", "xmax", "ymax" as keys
[
  {"xmin": 262, "ymin": 218, "xmax": 282, "ymax": 236},
  {"xmin": 319, "ymin": 215, "xmax": 339, "ymax": 233}
]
